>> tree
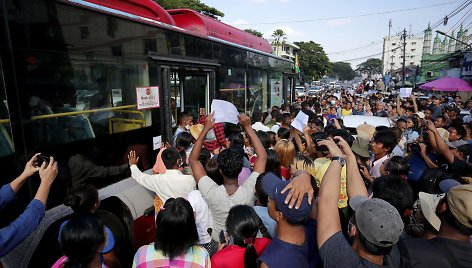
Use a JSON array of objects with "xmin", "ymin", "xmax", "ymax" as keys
[
  {"xmin": 271, "ymin": 29, "xmax": 286, "ymax": 56},
  {"xmin": 155, "ymin": 0, "xmax": 224, "ymax": 19},
  {"xmin": 331, "ymin": 62, "xmax": 357, "ymax": 81},
  {"xmin": 294, "ymin": 41, "xmax": 331, "ymax": 81},
  {"xmin": 244, "ymin": 29, "xmax": 263, "ymax": 38},
  {"xmin": 356, "ymin": 58, "xmax": 383, "ymax": 76}
]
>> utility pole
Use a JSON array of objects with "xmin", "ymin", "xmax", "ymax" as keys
[
  {"xmin": 388, "ymin": 19, "xmax": 392, "ymax": 39},
  {"xmin": 402, "ymin": 28, "xmax": 407, "ymax": 85}
]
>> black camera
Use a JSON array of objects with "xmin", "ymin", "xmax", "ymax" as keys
[
  {"xmin": 410, "ymin": 143, "xmax": 421, "ymax": 154},
  {"xmin": 34, "ymin": 154, "xmax": 50, "ymax": 167}
]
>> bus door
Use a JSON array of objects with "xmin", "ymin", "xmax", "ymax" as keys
[
  {"xmin": 180, "ymin": 72, "xmax": 210, "ymax": 119},
  {"xmin": 153, "ymin": 57, "xmax": 217, "ymax": 143}
]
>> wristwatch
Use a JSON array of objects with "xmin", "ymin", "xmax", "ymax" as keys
[{"xmin": 331, "ymin": 156, "xmax": 346, "ymax": 167}]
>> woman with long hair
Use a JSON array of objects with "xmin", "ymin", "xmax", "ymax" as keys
[
  {"xmin": 52, "ymin": 213, "xmax": 107, "ymax": 268},
  {"xmin": 211, "ymin": 205, "xmax": 271, "ymax": 268},
  {"xmin": 60, "ymin": 184, "xmax": 120, "ymax": 268},
  {"xmin": 132, "ymin": 197, "xmax": 210, "ymax": 267}
]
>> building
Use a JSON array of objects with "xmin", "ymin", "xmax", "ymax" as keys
[
  {"xmin": 419, "ymin": 24, "xmax": 471, "ymax": 83},
  {"xmin": 382, "ymin": 34, "xmax": 423, "ymax": 75},
  {"xmin": 269, "ymin": 39, "xmax": 299, "ymax": 60}
]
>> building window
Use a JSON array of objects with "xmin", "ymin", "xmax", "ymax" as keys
[
  {"xmin": 411, "ymin": 49, "xmax": 416, "ymax": 52},
  {"xmin": 410, "ymin": 62, "xmax": 415, "ymax": 65},
  {"xmin": 412, "ymin": 42, "xmax": 417, "ymax": 45},
  {"xmin": 392, "ymin": 43, "xmax": 396, "ymax": 46}
]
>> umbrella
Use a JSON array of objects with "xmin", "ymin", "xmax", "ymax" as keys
[{"xmin": 420, "ymin": 77, "xmax": 472, "ymax": 91}]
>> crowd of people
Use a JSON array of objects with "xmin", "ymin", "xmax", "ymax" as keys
[{"xmin": 2, "ymin": 87, "xmax": 472, "ymax": 267}]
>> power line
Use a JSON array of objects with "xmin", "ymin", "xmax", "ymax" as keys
[
  {"xmin": 328, "ymin": 1, "xmax": 471, "ymax": 57},
  {"xmin": 447, "ymin": 5, "xmax": 472, "ymax": 33},
  {"xmin": 237, "ymin": 1, "xmax": 461, "ymax": 25}
]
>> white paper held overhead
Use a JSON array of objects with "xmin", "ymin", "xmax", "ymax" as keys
[
  {"xmin": 291, "ymin": 111, "xmax": 309, "ymax": 133},
  {"xmin": 399, "ymin": 88, "xmax": 412, "ymax": 98},
  {"xmin": 211, "ymin": 99, "xmax": 239, "ymax": 124}
]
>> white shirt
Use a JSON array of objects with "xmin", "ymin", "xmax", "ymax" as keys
[
  {"xmin": 187, "ymin": 190, "xmax": 213, "ymax": 244},
  {"xmin": 130, "ymin": 165, "xmax": 196, "ymax": 202},
  {"xmin": 198, "ymin": 171, "xmax": 259, "ymax": 242},
  {"xmin": 252, "ymin": 122, "xmax": 270, "ymax": 132},
  {"xmin": 392, "ymin": 145, "xmax": 404, "ymax": 157},
  {"xmin": 270, "ymin": 123, "xmax": 281, "ymax": 133},
  {"xmin": 369, "ymin": 154, "xmax": 390, "ymax": 178}
]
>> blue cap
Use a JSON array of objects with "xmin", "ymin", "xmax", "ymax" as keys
[
  {"xmin": 262, "ymin": 173, "xmax": 312, "ymax": 223},
  {"xmin": 439, "ymin": 179, "xmax": 461, "ymax": 193}
]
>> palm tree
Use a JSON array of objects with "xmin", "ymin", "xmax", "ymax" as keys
[{"xmin": 271, "ymin": 29, "xmax": 286, "ymax": 56}]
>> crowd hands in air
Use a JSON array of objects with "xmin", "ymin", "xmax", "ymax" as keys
[{"xmin": 2, "ymin": 86, "xmax": 472, "ymax": 267}]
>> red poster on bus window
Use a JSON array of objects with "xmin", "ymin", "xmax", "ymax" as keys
[{"xmin": 136, "ymin": 86, "xmax": 160, "ymax": 110}]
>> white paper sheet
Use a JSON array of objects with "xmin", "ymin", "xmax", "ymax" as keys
[
  {"xmin": 291, "ymin": 111, "xmax": 309, "ymax": 132},
  {"xmin": 399, "ymin": 88, "xmax": 412, "ymax": 98},
  {"xmin": 153, "ymin": 135, "xmax": 162, "ymax": 150},
  {"xmin": 211, "ymin": 99, "xmax": 239, "ymax": 124}
]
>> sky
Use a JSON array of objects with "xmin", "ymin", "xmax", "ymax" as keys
[{"xmin": 202, "ymin": 0, "xmax": 472, "ymax": 67}]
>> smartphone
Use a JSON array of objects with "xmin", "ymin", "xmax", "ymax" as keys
[
  {"xmin": 35, "ymin": 154, "xmax": 50, "ymax": 167},
  {"xmin": 219, "ymin": 230, "xmax": 226, "ymax": 244}
]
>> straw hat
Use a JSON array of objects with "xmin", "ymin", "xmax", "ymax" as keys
[{"xmin": 190, "ymin": 124, "xmax": 216, "ymax": 141}]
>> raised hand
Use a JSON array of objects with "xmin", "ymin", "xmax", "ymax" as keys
[
  {"xmin": 38, "ymin": 157, "xmax": 58, "ymax": 186},
  {"xmin": 238, "ymin": 113, "xmax": 251, "ymax": 129},
  {"xmin": 128, "ymin": 150, "xmax": 140, "ymax": 166}
]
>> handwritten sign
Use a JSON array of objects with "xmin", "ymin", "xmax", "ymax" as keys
[{"xmin": 136, "ymin": 86, "xmax": 160, "ymax": 110}]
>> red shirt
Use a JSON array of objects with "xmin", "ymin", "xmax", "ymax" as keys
[{"xmin": 211, "ymin": 238, "xmax": 271, "ymax": 268}]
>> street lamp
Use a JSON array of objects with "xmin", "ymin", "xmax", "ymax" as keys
[{"xmin": 436, "ymin": 30, "xmax": 471, "ymax": 48}]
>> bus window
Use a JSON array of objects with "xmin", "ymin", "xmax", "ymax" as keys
[
  {"xmin": 247, "ymin": 69, "xmax": 268, "ymax": 115},
  {"xmin": 0, "ymin": 58, "xmax": 13, "ymax": 157}
]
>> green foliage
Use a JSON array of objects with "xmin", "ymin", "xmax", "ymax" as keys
[
  {"xmin": 155, "ymin": 0, "xmax": 224, "ymax": 19},
  {"xmin": 356, "ymin": 58, "xmax": 383, "ymax": 75},
  {"xmin": 294, "ymin": 41, "xmax": 331, "ymax": 81},
  {"xmin": 244, "ymin": 29, "xmax": 263, "ymax": 38},
  {"xmin": 331, "ymin": 62, "xmax": 357, "ymax": 81}
]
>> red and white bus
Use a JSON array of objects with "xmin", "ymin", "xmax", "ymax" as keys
[{"xmin": 0, "ymin": 0, "xmax": 294, "ymax": 266}]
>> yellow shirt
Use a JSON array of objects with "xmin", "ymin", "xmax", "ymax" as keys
[
  {"xmin": 314, "ymin": 157, "xmax": 348, "ymax": 208},
  {"xmin": 341, "ymin": 109, "xmax": 352, "ymax": 116}
]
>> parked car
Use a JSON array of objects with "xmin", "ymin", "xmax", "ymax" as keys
[
  {"xmin": 340, "ymin": 115, "xmax": 393, "ymax": 135},
  {"xmin": 296, "ymin": 86, "xmax": 306, "ymax": 97},
  {"xmin": 308, "ymin": 86, "xmax": 322, "ymax": 96}
]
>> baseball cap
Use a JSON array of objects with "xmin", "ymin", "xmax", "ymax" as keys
[
  {"xmin": 356, "ymin": 124, "xmax": 375, "ymax": 141},
  {"xmin": 351, "ymin": 137, "xmax": 370, "ymax": 158},
  {"xmin": 439, "ymin": 179, "xmax": 461, "ymax": 193},
  {"xmin": 447, "ymin": 184, "xmax": 472, "ymax": 229},
  {"xmin": 414, "ymin": 112, "xmax": 425, "ymax": 119},
  {"xmin": 262, "ymin": 173, "xmax": 312, "ymax": 223},
  {"xmin": 349, "ymin": 196, "xmax": 404, "ymax": 247},
  {"xmin": 418, "ymin": 192, "xmax": 445, "ymax": 232}
]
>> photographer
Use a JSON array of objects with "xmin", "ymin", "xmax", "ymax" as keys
[
  {"xmin": 0, "ymin": 154, "xmax": 58, "ymax": 257},
  {"xmin": 406, "ymin": 129, "xmax": 439, "ymax": 183}
]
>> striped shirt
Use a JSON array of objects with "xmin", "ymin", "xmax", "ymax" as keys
[{"xmin": 132, "ymin": 245, "xmax": 210, "ymax": 268}]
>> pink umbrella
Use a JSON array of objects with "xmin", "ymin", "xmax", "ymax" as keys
[{"xmin": 420, "ymin": 77, "xmax": 472, "ymax": 91}]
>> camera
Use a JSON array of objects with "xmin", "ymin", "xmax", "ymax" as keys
[
  {"xmin": 410, "ymin": 143, "xmax": 421, "ymax": 154},
  {"xmin": 34, "ymin": 154, "xmax": 50, "ymax": 167}
]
